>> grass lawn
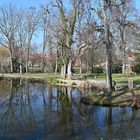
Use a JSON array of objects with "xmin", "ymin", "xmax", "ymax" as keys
[
  {"xmin": 0, "ymin": 73, "xmax": 61, "ymax": 79},
  {"xmin": 1, "ymin": 73, "xmax": 140, "ymax": 85},
  {"xmin": 88, "ymin": 74, "xmax": 140, "ymax": 85}
]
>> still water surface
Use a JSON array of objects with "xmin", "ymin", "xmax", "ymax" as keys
[{"xmin": 0, "ymin": 79, "xmax": 140, "ymax": 140}]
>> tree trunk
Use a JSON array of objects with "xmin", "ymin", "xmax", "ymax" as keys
[
  {"xmin": 55, "ymin": 58, "xmax": 58, "ymax": 74},
  {"xmin": 106, "ymin": 49, "xmax": 113, "ymax": 95},
  {"xmin": 80, "ymin": 56, "xmax": 82, "ymax": 75},
  {"xmin": 120, "ymin": 25, "xmax": 126, "ymax": 75},
  {"xmin": 121, "ymin": 32, "xmax": 126, "ymax": 75},
  {"xmin": 61, "ymin": 64, "xmax": 67, "ymax": 79},
  {"xmin": 20, "ymin": 64, "xmax": 22, "ymax": 74},
  {"xmin": 26, "ymin": 40, "xmax": 31, "ymax": 74},
  {"xmin": 61, "ymin": 65, "xmax": 64, "ymax": 77},
  {"xmin": 25, "ymin": 46, "xmax": 29, "ymax": 73},
  {"xmin": 25, "ymin": 58, "xmax": 28, "ymax": 74},
  {"xmin": 104, "ymin": 1, "xmax": 113, "ymax": 95},
  {"xmin": 86, "ymin": 57, "xmax": 89, "ymax": 73},
  {"xmin": 31, "ymin": 64, "xmax": 33, "ymax": 73},
  {"xmin": 9, "ymin": 48, "xmax": 13, "ymax": 73},
  {"xmin": 41, "ymin": 56, "xmax": 45, "ymax": 73},
  {"xmin": 122, "ymin": 47, "xmax": 125, "ymax": 75},
  {"xmin": 41, "ymin": 27, "xmax": 47, "ymax": 73},
  {"xmin": 67, "ymin": 59, "xmax": 72, "ymax": 79}
]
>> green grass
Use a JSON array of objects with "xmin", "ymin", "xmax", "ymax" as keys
[
  {"xmin": 0, "ymin": 73, "xmax": 61, "ymax": 79},
  {"xmin": 1, "ymin": 73, "xmax": 140, "ymax": 85},
  {"xmin": 88, "ymin": 74, "xmax": 140, "ymax": 84}
]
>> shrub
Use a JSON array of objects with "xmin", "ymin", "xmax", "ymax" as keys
[
  {"xmin": 12, "ymin": 58, "xmax": 20, "ymax": 72},
  {"xmin": 135, "ymin": 64, "xmax": 140, "ymax": 73},
  {"xmin": 90, "ymin": 67, "xmax": 103, "ymax": 73},
  {"xmin": 112, "ymin": 64, "xmax": 122, "ymax": 74},
  {"xmin": 71, "ymin": 82, "xmax": 77, "ymax": 86},
  {"xmin": 71, "ymin": 67, "xmax": 79, "ymax": 73}
]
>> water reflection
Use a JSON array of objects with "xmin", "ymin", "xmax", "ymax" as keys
[{"xmin": 0, "ymin": 79, "xmax": 140, "ymax": 140}]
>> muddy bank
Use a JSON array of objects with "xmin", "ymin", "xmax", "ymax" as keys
[
  {"xmin": 57, "ymin": 79, "xmax": 106, "ymax": 88},
  {"xmin": 80, "ymin": 89, "xmax": 140, "ymax": 108}
]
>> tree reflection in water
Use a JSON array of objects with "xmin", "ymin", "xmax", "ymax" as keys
[{"xmin": 0, "ymin": 79, "xmax": 140, "ymax": 140}]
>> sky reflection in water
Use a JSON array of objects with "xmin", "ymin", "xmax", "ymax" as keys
[{"xmin": 0, "ymin": 79, "xmax": 140, "ymax": 140}]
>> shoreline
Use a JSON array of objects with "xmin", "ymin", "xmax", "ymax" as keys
[
  {"xmin": 1, "ymin": 73, "xmax": 140, "ymax": 108},
  {"xmin": 0, "ymin": 73, "xmax": 106, "ymax": 88}
]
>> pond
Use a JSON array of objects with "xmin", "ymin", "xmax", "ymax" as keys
[{"xmin": 0, "ymin": 79, "xmax": 140, "ymax": 140}]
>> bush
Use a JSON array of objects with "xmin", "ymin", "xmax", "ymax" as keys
[
  {"xmin": 71, "ymin": 82, "xmax": 77, "ymax": 86},
  {"xmin": 135, "ymin": 64, "xmax": 140, "ymax": 73},
  {"xmin": 112, "ymin": 64, "xmax": 122, "ymax": 74},
  {"xmin": 12, "ymin": 58, "xmax": 20, "ymax": 72},
  {"xmin": 71, "ymin": 67, "xmax": 79, "ymax": 73},
  {"xmin": 90, "ymin": 67, "xmax": 103, "ymax": 73}
]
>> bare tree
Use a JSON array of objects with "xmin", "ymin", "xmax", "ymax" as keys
[
  {"xmin": 24, "ymin": 7, "xmax": 40, "ymax": 73},
  {"xmin": 56, "ymin": 0, "xmax": 77, "ymax": 79},
  {"xmin": 114, "ymin": 0, "xmax": 135, "ymax": 74},
  {"xmin": 16, "ymin": 9, "xmax": 27, "ymax": 74},
  {"xmin": 40, "ymin": 5, "xmax": 50, "ymax": 73},
  {"xmin": 0, "ymin": 5, "xmax": 18, "ymax": 72},
  {"xmin": 90, "ymin": 0, "xmax": 126, "ymax": 95},
  {"xmin": 56, "ymin": 0, "xmax": 90, "ymax": 79}
]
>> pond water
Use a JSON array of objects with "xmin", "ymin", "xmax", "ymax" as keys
[{"xmin": 0, "ymin": 79, "xmax": 140, "ymax": 140}]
